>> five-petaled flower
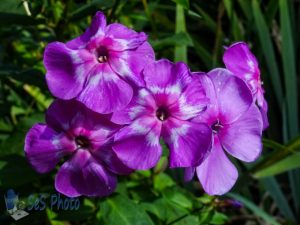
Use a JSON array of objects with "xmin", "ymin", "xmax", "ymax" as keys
[
  {"xmin": 44, "ymin": 11, "xmax": 154, "ymax": 114},
  {"xmin": 25, "ymin": 100, "xmax": 132, "ymax": 197},
  {"xmin": 185, "ymin": 69, "xmax": 263, "ymax": 195},
  {"xmin": 223, "ymin": 42, "xmax": 268, "ymax": 129},
  {"xmin": 111, "ymin": 59, "xmax": 212, "ymax": 170}
]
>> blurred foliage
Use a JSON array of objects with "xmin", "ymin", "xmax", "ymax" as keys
[{"xmin": 0, "ymin": 0, "xmax": 299, "ymax": 224}]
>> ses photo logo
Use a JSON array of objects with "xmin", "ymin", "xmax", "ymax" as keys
[{"xmin": 4, "ymin": 189, "xmax": 80, "ymax": 221}]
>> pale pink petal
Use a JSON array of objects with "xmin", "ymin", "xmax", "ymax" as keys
[
  {"xmin": 196, "ymin": 136, "xmax": 238, "ymax": 195},
  {"xmin": 208, "ymin": 68, "xmax": 253, "ymax": 124},
  {"xmin": 220, "ymin": 105, "xmax": 263, "ymax": 162}
]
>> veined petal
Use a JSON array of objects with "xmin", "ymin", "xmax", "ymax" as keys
[
  {"xmin": 46, "ymin": 99, "xmax": 116, "ymax": 135},
  {"xmin": 44, "ymin": 42, "xmax": 94, "ymax": 99},
  {"xmin": 46, "ymin": 100, "xmax": 84, "ymax": 132},
  {"xmin": 196, "ymin": 136, "xmax": 238, "ymax": 195},
  {"xmin": 66, "ymin": 11, "xmax": 107, "ymax": 49},
  {"xmin": 104, "ymin": 23, "xmax": 147, "ymax": 51},
  {"xmin": 162, "ymin": 118, "xmax": 212, "ymax": 168},
  {"xmin": 172, "ymin": 76, "xmax": 209, "ymax": 120},
  {"xmin": 55, "ymin": 150, "xmax": 117, "ymax": 197},
  {"xmin": 184, "ymin": 167, "xmax": 196, "ymax": 182},
  {"xmin": 208, "ymin": 68, "xmax": 253, "ymax": 124},
  {"xmin": 260, "ymin": 98, "xmax": 269, "ymax": 130},
  {"xmin": 93, "ymin": 148, "xmax": 133, "ymax": 175},
  {"xmin": 191, "ymin": 73, "xmax": 219, "ymax": 125},
  {"xmin": 77, "ymin": 64, "xmax": 133, "ymax": 114},
  {"xmin": 223, "ymin": 42, "xmax": 258, "ymax": 78},
  {"xmin": 109, "ymin": 42, "xmax": 154, "ymax": 86},
  {"xmin": 25, "ymin": 124, "xmax": 75, "ymax": 173},
  {"xmin": 219, "ymin": 105, "xmax": 263, "ymax": 162},
  {"xmin": 111, "ymin": 88, "xmax": 156, "ymax": 124},
  {"xmin": 113, "ymin": 116, "xmax": 162, "ymax": 170},
  {"xmin": 143, "ymin": 59, "xmax": 191, "ymax": 91}
]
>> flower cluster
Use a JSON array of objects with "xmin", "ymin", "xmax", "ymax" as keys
[{"xmin": 24, "ymin": 12, "xmax": 267, "ymax": 197}]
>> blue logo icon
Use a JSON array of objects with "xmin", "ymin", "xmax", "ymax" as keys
[
  {"xmin": 4, "ymin": 189, "xmax": 18, "ymax": 214},
  {"xmin": 4, "ymin": 189, "xmax": 29, "ymax": 221}
]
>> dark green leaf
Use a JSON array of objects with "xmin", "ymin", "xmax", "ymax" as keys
[{"xmin": 99, "ymin": 194, "xmax": 155, "ymax": 225}]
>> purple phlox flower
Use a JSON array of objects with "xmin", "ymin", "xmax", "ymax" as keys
[
  {"xmin": 223, "ymin": 42, "xmax": 268, "ymax": 130},
  {"xmin": 24, "ymin": 100, "xmax": 132, "ymax": 197},
  {"xmin": 111, "ymin": 59, "xmax": 212, "ymax": 170},
  {"xmin": 185, "ymin": 68, "xmax": 263, "ymax": 195},
  {"xmin": 44, "ymin": 11, "xmax": 155, "ymax": 114}
]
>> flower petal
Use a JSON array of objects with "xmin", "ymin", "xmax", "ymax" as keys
[
  {"xmin": 111, "ymin": 88, "xmax": 156, "ymax": 124},
  {"xmin": 113, "ymin": 116, "xmax": 162, "ymax": 170},
  {"xmin": 219, "ymin": 105, "xmax": 263, "ymax": 162},
  {"xmin": 191, "ymin": 73, "xmax": 219, "ymax": 125},
  {"xmin": 184, "ymin": 167, "xmax": 196, "ymax": 182},
  {"xmin": 172, "ymin": 75, "xmax": 209, "ymax": 120},
  {"xmin": 208, "ymin": 68, "xmax": 253, "ymax": 124},
  {"xmin": 162, "ymin": 118, "xmax": 212, "ymax": 168},
  {"xmin": 55, "ymin": 150, "xmax": 117, "ymax": 197},
  {"xmin": 25, "ymin": 124, "xmax": 75, "ymax": 173},
  {"xmin": 223, "ymin": 42, "xmax": 258, "ymax": 78},
  {"xmin": 109, "ymin": 42, "xmax": 154, "ymax": 86},
  {"xmin": 196, "ymin": 136, "xmax": 238, "ymax": 195},
  {"xmin": 94, "ymin": 148, "xmax": 133, "ymax": 175},
  {"xmin": 66, "ymin": 11, "xmax": 106, "ymax": 49},
  {"xmin": 260, "ymin": 98, "xmax": 269, "ymax": 130},
  {"xmin": 105, "ymin": 23, "xmax": 147, "ymax": 51},
  {"xmin": 46, "ymin": 100, "xmax": 83, "ymax": 132},
  {"xmin": 44, "ymin": 42, "xmax": 94, "ymax": 99},
  {"xmin": 77, "ymin": 64, "xmax": 133, "ymax": 114},
  {"xmin": 143, "ymin": 59, "xmax": 191, "ymax": 89}
]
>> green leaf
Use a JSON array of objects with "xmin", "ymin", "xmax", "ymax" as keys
[
  {"xmin": 69, "ymin": 0, "xmax": 115, "ymax": 21},
  {"xmin": 142, "ymin": 198, "xmax": 189, "ymax": 223},
  {"xmin": 224, "ymin": 0, "xmax": 243, "ymax": 41},
  {"xmin": 193, "ymin": 4, "xmax": 217, "ymax": 32},
  {"xmin": 0, "ymin": 0, "xmax": 24, "ymax": 14},
  {"xmin": 0, "ymin": 67, "xmax": 47, "ymax": 89},
  {"xmin": 210, "ymin": 211, "xmax": 229, "ymax": 225},
  {"xmin": 252, "ymin": 0, "xmax": 284, "ymax": 105},
  {"xmin": 172, "ymin": 0, "xmax": 189, "ymax": 9},
  {"xmin": 150, "ymin": 32, "xmax": 193, "ymax": 50},
  {"xmin": 191, "ymin": 36, "xmax": 212, "ymax": 69},
  {"xmin": 262, "ymin": 177, "xmax": 296, "ymax": 222},
  {"xmin": 255, "ymin": 153, "xmax": 300, "ymax": 178},
  {"xmin": 99, "ymin": 194, "xmax": 154, "ymax": 225},
  {"xmin": 251, "ymin": 136, "xmax": 300, "ymax": 174},
  {"xmin": 172, "ymin": 215, "xmax": 199, "ymax": 225},
  {"xmin": 174, "ymin": 4, "xmax": 188, "ymax": 63},
  {"xmin": 154, "ymin": 173, "xmax": 175, "ymax": 191},
  {"xmin": 23, "ymin": 84, "xmax": 52, "ymax": 110},
  {"xmin": 279, "ymin": 0, "xmax": 298, "ymax": 137},
  {"xmin": 228, "ymin": 193, "xmax": 280, "ymax": 225},
  {"xmin": 163, "ymin": 188, "xmax": 193, "ymax": 209}
]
